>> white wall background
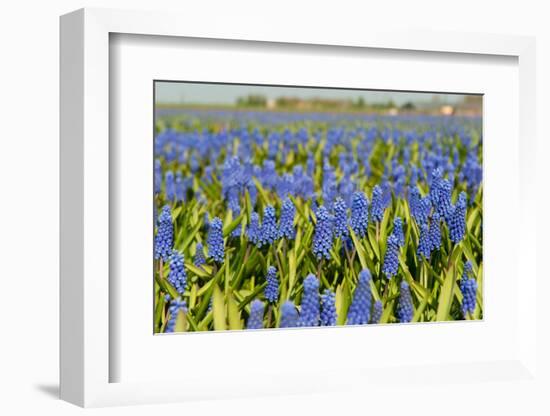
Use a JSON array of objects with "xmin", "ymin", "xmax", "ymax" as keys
[{"xmin": 0, "ymin": 1, "xmax": 548, "ymax": 414}]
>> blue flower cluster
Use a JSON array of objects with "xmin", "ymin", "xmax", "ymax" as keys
[
  {"xmin": 165, "ymin": 299, "xmax": 187, "ymax": 333},
  {"xmin": 154, "ymin": 205, "xmax": 173, "ymax": 261},
  {"xmin": 320, "ymin": 289, "xmax": 337, "ymax": 326},
  {"xmin": 247, "ymin": 300, "xmax": 265, "ymax": 329},
  {"xmin": 154, "ymin": 109, "xmax": 483, "ymax": 332},
  {"xmin": 280, "ymin": 301, "xmax": 299, "ymax": 328},
  {"xmin": 259, "ymin": 205, "xmax": 279, "ymax": 246},
  {"xmin": 429, "ymin": 212, "xmax": 442, "ymax": 251},
  {"xmin": 392, "ymin": 217, "xmax": 405, "ymax": 247},
  {"xmin": 460, "ymin": 262, "xmax": 477, "ymax": 317},
  {"xmin": 350, "ymin": 191, "xmax": 369, "ymax": 237},
  {"xmin": 333, "ymin": 197, "xmax": 349, "ymax": 238},
  {"xmin": 370, "ymin": 300, "xmax": 383, "ymax": 324},
  {"xmin": 168, "ymin": 250, "xmax": 187, "ymax": 295},
  {"xmin": 370, "ymin": 185, "xmax": 385, "ymax": 223},
  {"xmin": 279, "ymin": 198, "xmax": 296, "ymax": 240},
  {"xmin": 207, "ymin": 217, "xmax": 224, "ymax": 263},
  {"xmin": 449, "ymin": 192, "xmax": 467, "ymax": 243},
  {"xmin": 264, "ymin": 266, "xmax": 279, "ymax": 303},
  {"xmin": 312, "ymin": 206, "xmax": 334, "ymax": 260},
  {"xmin": 246, "ymin": 212, "xmax": 261, "ymax": 246},
  {"xmin": 194, "ymin": 242, "xmax": 206, "ymax": 267},
  {"xmin": 347, "ymin": 270, "xmax": 372, "ymax": 325},
  {"xmin": 382, "ymin": 234, "xmax": 400, "ymax": 279},
  {"xmin": 297, "ymin": 274, "xmax": 320, "ymax": 327},
  {"xmin": 396, "ymin": 281, "xmax": 414, "ymax": 323}
]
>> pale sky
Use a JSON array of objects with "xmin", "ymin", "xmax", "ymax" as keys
[{"xmin": 155, "ymin": 81, "xmax": 475, "ymax": 106}]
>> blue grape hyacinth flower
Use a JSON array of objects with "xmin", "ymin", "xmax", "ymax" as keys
[
  {"xmin": 396, "ymin": 281, "xmax": 414, "ymax": 323},
  {"xmin": 312, "ymin": 205, "xmax": 333, "ymax": 260},
  {"xmin": 154, "ymin": 204, "xmax": 173, "ymax": 261},
  {"xmin": 264, "ymin": 266, "xmax": 279, "ymax": 303},
  {"xmin": 247, "ymin": 212, "xmax": 261, "ymax": 246},
  {"xmin": 449, "ymin": 192, "xmax": 467, "ymax": 243},
  {"xmin": 259, "ymin": 205, "xmax": 279, "ymax": 247},
  {"xmin": 429, "ymin": 212, "xmax": 442, "ymax": 251},
  {"xmin": 320, "ymin": 289, "xmax": 337, "ymax": 326},
  {"xmin": 333, "ymin": 197, "xmax": 349, "ymax": 238},
  {"xmin": 347, "ymin": 269, "xmax": 372, "ymax": 325},
  {"xmin": 382, "ymin": 234, "xmax": 400, "ymax": 279},
  {"xmin": 279, "ymin": 198, "xmax": 296, "ymax": 240},
  {"xmin": 207, "ymin": 217, "xmax": 225, "ymax": 263},
  {"xmin": 280, "ymin": 301, "xmax": 299, "ymax": 328},
  {"xmin": 165, "ymin": 299, "xmax": 187, "ymax": 333},
  {"xmin": 392, "ymin": 217, "xmax": 405, "ymax": 247},
  {"xmin": 167, "ymin": 250, "xmax": 187, "ymax": 296},
  {"xmin": 247, "ymin": 300, "xmax": 265, "ymax": 330},
  {"xmin": 370, "ymin": 185, "xmax": 385, "ymax": 223},
  {"xmin": 370, "ymin": 300, "xmax": 383, "ymax": 324},
  {"xmin": 417, "ymin": 222, "xmax": 431, "ymax": 260},
  {"xmin": 194, "ymin": 242, "xmax": 206, "ymax": 267},
  {"xmin": 297, "ymin": 274, "xmax": 320, "ymax": 327},
  {"xmin": 460, "ymin": 262, "xmax": 477, "ymax": 317},
  {"xmin": 350, "ymin": 191, "xmax": 369, "ymax": 237},
  {"xmin": 436, "ymin": 179, "xmax": 453, "ymax": 222}
]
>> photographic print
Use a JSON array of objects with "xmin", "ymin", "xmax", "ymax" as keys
[{"xmin": 153, "ymin": 82, "xmax": 482, "ymax": 333}]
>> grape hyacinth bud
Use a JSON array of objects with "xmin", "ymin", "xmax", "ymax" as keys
[
  {"xmin": 417, "ymin": 223, "xmax": 431, "ymax": 260},
  {"xmin": 154, "ymin": 205, "xmax": 173, "ymax": 261},
  {"xmin": 429, "ymin": 212, "xmax": 442, "ymax": 251},
  {"xmin": 396, "ymin": 281, "xmax": 414, "ymax": 323},
  {"xmin": 279, "ymin": 301, "xmax": 299, "ymax": 328},
  {"xmin": 247, "ymin": 300, "xmax": 265, "ymax": 330},
  {"xmin": 347, "ymin": 269, "xmax": 372, "ymax": 325},
  {"xmin": 333, "ymin": 197, "xmax": 349, "ymax": 238},
  {"xmin": 167, "ymin": 250, "xmax": 187, "ymax": 295},
  {"xmin": 320, "ymin": 289, "xmax": 337, "ymax": 326},
  {"xmin": 370, "ymin": 300, "xmax": 383, "ymax": 324},
  {"xmin": 312, "ymin": 205, "xmax": 333, "ymax": 260},
  {"xmin": 194, "ymin": 242, "xmax": 206, "ymax": 267},
  {"xmin": 392, "ymin": 217, "xmax": 405, "ymax": 247},
  {"xmin": 382, "ymin": 234, "xmax": 400, "ymax": 279},
  {"xmin": 449, "ymin": 192, "xmax": 467, "ymax": 243},
  {"xmin": 350, "ymin": 192, "xmax": 369, "ymax": 237},
  {"xmin": 279, "ymin": 198, "xmax": 296, "ymax": 240},
  {"xmin": 259, "ymin": 205, "xmax": 279, "ymax": 247},
  {"xmin": 370, "ymin": 185, "xmax": 385, "ymax": 223},
  {"xmin": 247, "ymin": 212, "xmax": 261, "ymax": 246},
  {"xmin": 165, "ymin": 299, "xmax": 187, "ymax": 333},
  {"xmin": 165, "ymin": 170, "xmax": 176, "ymax": 202},
  {"xmin": 297, "ymin": 274, "xmax": 320, "ymax": 327},
  {"xmin": 207, "ymin": 217, "xmax": 225, "ymax": 263},
  {"xmin": 264, "ymin": 266, "xmax": 279, "ymax": 303}
]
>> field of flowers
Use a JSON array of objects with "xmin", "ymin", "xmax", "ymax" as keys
[{"xmin": 153, "ymin": 109, "xmax": 483, "ymax": 333}]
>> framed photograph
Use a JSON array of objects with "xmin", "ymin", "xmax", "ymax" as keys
[{"xmin": 60, "ymin": 8, "xmax": 538, "ymax": 407}]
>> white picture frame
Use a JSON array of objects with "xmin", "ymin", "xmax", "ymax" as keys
[{"xmin": 60, "ymin": 7, "xmax": 538, "ymax": 407}]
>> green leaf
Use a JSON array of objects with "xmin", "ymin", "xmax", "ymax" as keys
[
  {"xmin": 185, "ymin": 263, "xmax": 210, "ymax": 278},
  {"xmin": 349, "ymin": 229, "xmax": 368, "ymax": 270},
  {"xmin": 212, "ymin": 284, "xmax": 227, "ymax": 331},
  {"xmin": 288, "ymin": 250, "xmax": 297, "ymax": 298},
  {"xmin": 436, "ymin": 264, "xmax": 456, "ymax": 321},
  {"xmin": 227, "ymin": 293, "xmax": 242, "ymax": 330},
  {"xmin": 174, "ymin": 309, "xmax": 187, "ymax": 332},
  {"xmin": 223, "ymin": 213, "xmax": 244, "ymax": 237}
]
